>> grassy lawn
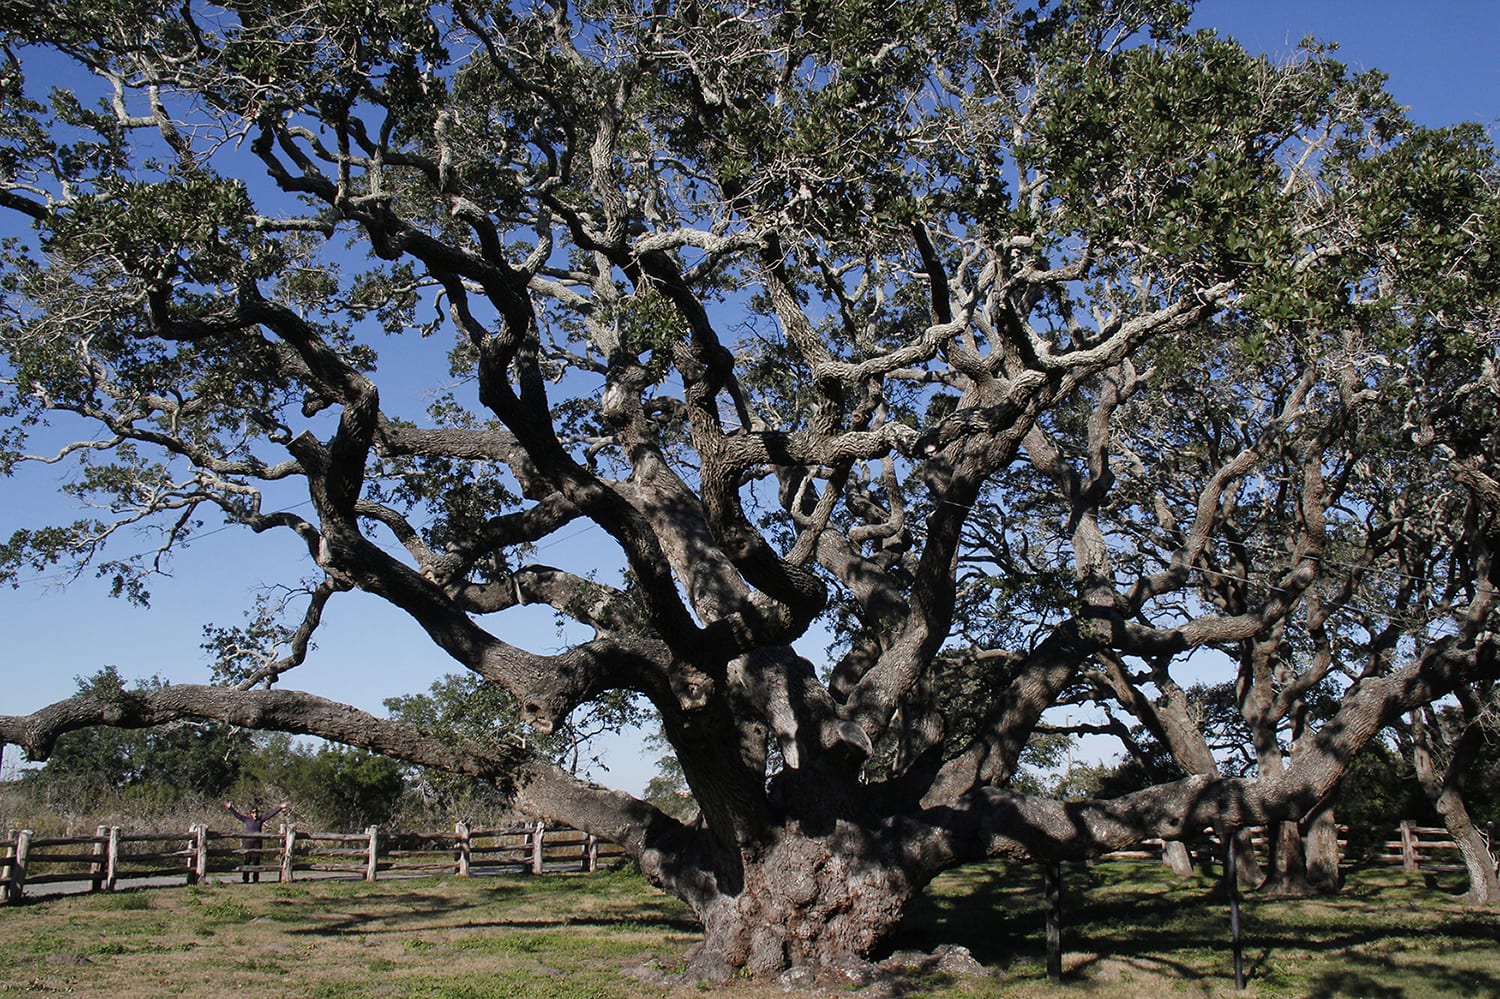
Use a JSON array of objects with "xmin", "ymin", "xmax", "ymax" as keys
[
  {"xmin": 1, "ymin": 862, "xmax": 1496, "ymax": 997},
  {"xmin": 903, "ymin": 862, "xmax": 1500, "ymax": 998}
]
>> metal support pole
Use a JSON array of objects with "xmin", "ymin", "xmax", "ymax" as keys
[
  {"xmin": 1044, "ymin": 860, "xmax": 1062, "ymax": 985},
  {"xmin": 1226, "ymin": 832, "xmax": 1244, "ymax": 991}
]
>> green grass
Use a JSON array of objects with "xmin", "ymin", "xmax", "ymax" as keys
[
  {"xmin": 0, "ymin": 863, "xmax": 1495, "ymax": 997},
  {"xmin": 91, "ymin": 889, "xmax": 155, "ymax": 911},
  {"xmin": 899, "ymin": 862, "xmax": 1500, "ymax": 998}
]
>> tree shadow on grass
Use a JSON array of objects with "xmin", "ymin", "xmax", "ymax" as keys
[
  {"xmin": 893, "ymin": 861, "xmax": 1500, "ymax": 994},
  {"xmin": 280, "ymin": 881, "xmax": 700, "ymax": 939},
  {"xmin": 893, "ymin": 862, "xmax": 1222, "ymax": 967},
  {"xmin": 1301, "ymin": 956, "xmax": 1500, "ymax": 999},
  {"xmin": 293, "ymin": 912, "xmax": 703, "ymax": 937}
]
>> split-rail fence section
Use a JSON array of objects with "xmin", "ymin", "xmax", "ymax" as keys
[
  {"xmin": 1, "ymin": 820, "xmax": 625, "ymax": 902},
  {"xmin": 1, "ymin": 819, "xmax": 1489, "ymax": 904}
]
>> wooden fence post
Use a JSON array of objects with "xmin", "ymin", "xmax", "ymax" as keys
[
  {"xmin": 105, "ymin": 827, "xmax": 119, "ymax": 891},
  {"xmin": 1161, "ymin": 839, "xmax": 1194, "ymax": 876},
  {"xmin": 0, "ymin": 819, "xmax": 625, "ymax": 903},
  {"xmin": 365, "ymin": 826, "xmax": 380, "ymax": 882},
  {"xmin": 90, "ymin": 825, "xmax": 110, "ymax": 892},
  {"xmin": 455, "ymin": 821, "xmax": 471, "ymax": 877},
  {"xmin": 191, "ymin": 825, "xmax": 209, "ymax": 885},
  {"xmin": 1043, "ymin": 860, "xmax": 1062, "ymax": 985},
  {"xmin": 6, "ymin": 829, "xmax": 32, "ymax": 903},
  {"xmin": 1400, "ymin": 820, "xmax": 1418, "ymax": 872},
  {"xmin": 0, "ymin": 831, "xmax": 11, "ymax": 904},
  {"xmin": 280, "ymin": 825, "xmax": 297, "ymax": 883}
]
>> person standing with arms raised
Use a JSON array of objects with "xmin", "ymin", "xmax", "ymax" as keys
[{"xmin": 223, "ymin": 801, "xmax": 289, "ymax": 882}]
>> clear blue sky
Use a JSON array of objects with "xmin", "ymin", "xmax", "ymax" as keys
[
  {"xmin": 2, "ymin": 2, "xmax": 1496, "ymax": 792},
  {"xmin": 1195, "ymin": 0, "xmax": 1499, "ymax": 130}
]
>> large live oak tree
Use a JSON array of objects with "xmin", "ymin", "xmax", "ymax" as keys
[{"xmin": 2, "ymin": 0, "xmax": 1498, "ymax": 978}]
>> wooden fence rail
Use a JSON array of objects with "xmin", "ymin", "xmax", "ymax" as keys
[
  {"xmin": 1, "ymin": 820, "xmax": 626, "ymax": 903},
  {"xmin": 5, "ymin": 818, "xmax": 1488, "ymax": 904},
  {"xmin": 1099, "ymin": 820, "xmax": 1495, "ymax": 875}
]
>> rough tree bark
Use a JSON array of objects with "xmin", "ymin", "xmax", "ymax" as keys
[{"xmin": 1411, "ymin": 707, "xmax": 1500, "ymax": 907}]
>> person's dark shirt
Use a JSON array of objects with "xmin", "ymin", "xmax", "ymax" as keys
[{"xmin": 226, "ymin": 804, "xmax": 286, "ymax": 833}]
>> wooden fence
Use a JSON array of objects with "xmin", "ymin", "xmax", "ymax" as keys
[
  {"xmin": 5, "ymin": 817, "xmax": 1490, "ymax": 904},
  {"xmin": 0, "ymin": 820, "xmax": 626, "ymax": 903},
  {"xmin": 1101, "ymin": 820, "xmax": 1496, "ymax": 875},
  {"xmin": 1369, "ymin": 820, "xmax": 1476, "ymax": 873}
]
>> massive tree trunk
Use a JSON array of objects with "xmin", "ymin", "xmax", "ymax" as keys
[
  {"xmin": 1253, "ymin": 745, "xmax": 1339, "ymax": 895},
  {"xmin": 1412, "ymin": 709, "xmax": 1500, "ymax": 907},
  {"xmin": 1442, "ymin": 805, "xmax": 1499, "ymax": 908},
  {"xmin": 1262, "ymin": 820, "xmax": 1310, "ymax": 895},
  {"xmin": 680, "ymin": 824, "xmax": 916, "ymax": 980},
  {"xmin": 1246, "ymin": 706, "xmax": 1308, "ymax": 895},
  {"xmin": 1257, "ymin": 807, "xmax": 1341, "ymax": 895},
  {"xmin": 1259, "ymin": 809, "xmax": 1339, "ymax": 895},
  {"xmin": 1304, "ymin": 802, "xmax": 1342, "ymax": 893}
]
